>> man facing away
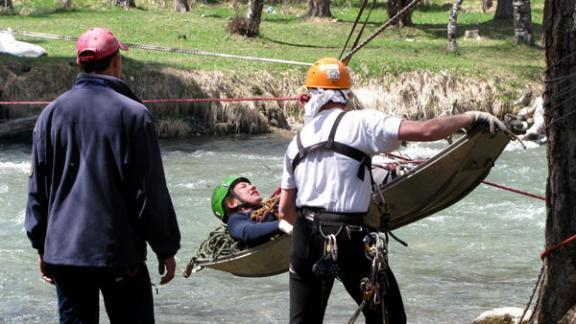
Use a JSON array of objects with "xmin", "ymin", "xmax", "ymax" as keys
[
  {"xmin": 25, "ymin": 27, "xmax": 181, "ymax": 323},
  {"xmin": 212, "ymin": 176, "xmax": 292, "ymax": 246},
  {"xmin": 278, "ymin": 57, "xmax": 508, "ymax": 324}
]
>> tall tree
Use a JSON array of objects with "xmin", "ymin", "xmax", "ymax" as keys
[
  {"xmin": 447, "ymin": 0, "xmax": 465, "ymax": 52},
  {"xmin": 246, "ymin": 0, "xmax": 265, "ymax": 34},
  {"xmin": 227, "ymin": 0, "xmax": 264, "ymax": 37},
  {"xmin": 494, "ymin": 0, "xmax": 513, "ymax": 20},
  {"xmin": 512, "ymin": 0, "xmax": 534, "ymax": 45},
  {"xmin": 308, "ymin": 0, "xmax": 331, "ymax": 17},
  {"xmin": 482, "ymin": 0, "xmax": 493, "ymax": 12},
  {"xmin": 2, "ymin": 0, "xmax": 12, "ymax": 10},
  {"xmin": 61, "ymin": 0, "xmax": 72, "ymax": 9},
  {"xmin": 174, "ymin": 0, "xmax": 189, "ymax": 12},
  {"xmin": 113, "ymin": 0, "xmax": 136, "ymax": 9},
  {"xmin": 387, "ymin": 0, "xmax": 413, "ymax": 26},
  {"xmin": 533, "ymin": 0, "xmax": 576, "ymax": 322}
]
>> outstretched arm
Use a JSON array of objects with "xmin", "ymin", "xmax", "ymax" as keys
[
  {"xmin": 398, "ymin": 111, "xmax": 508, "ymax": 142},
  {"xmin": 398, "ymin": 114, "xmax": 473, "ymax": 141}
]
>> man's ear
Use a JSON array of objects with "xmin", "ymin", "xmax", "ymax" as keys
[{"xmin": 224, "ymin": 197, "xmax": 239, "ymax": 210}]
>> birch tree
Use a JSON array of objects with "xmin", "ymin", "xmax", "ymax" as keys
[
  {"xmin": 228, "ymin": 0, "xmax": 264, "ymax": 37},
  {"xmin": 174, "ymin": 0, "xmax": 189, "ymax": 12},
  {"xmin": 447, "ymin": 0, "xmax": 464, "ymax": 52},
  {"xmin": 512, "ymin": 0, "xmax": 534, "ymax": 45},
  {"xmin": 246, "ymin": 0, "xmax": 265, "ymax": 34},
  {"xmin": 2, "ymin": 0, "xmax": 12, "ymax": 10}
]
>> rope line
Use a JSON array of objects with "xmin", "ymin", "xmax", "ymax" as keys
[
  {"xmin": 0, "ymin": 96, "xmax": 301, "ymax": 106},
  {"xmin": 540, "ymin": 234, "xmax": 576, "ymax": 260},
  {"xmin": 4, "ymin": 29, "xmax": 312, "ymax": 66},
  {"xmin": 341, "ymin": 0, "xmax": 423, "ymax": 64},
  {"xmin": 519, "ymin": 265, "xmax": 544, "ymax": 324},
  {"xmin": 481, "ymin": 180, "xmax": 546, "ymax": 201},
  {"xmin": 339, "ymin": 0, "xmax": 376, "ymax": 61}
]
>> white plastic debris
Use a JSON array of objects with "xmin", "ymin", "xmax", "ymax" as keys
[{"xmin": 0, "ymin": 28, "xmax": 47, "ymax": 57}]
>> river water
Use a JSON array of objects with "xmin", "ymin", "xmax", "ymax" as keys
[{"xmin": 0, "ymin": 133, "xmax": 546, "ymax": 323}]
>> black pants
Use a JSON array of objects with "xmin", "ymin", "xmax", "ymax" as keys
[
  {"xmin": 50, "ymin": 263, "xmax": 154, "ymax": 324},
  {"xmin": 289, "ymin": 216, "xmax": 406, "ymax": 324}
]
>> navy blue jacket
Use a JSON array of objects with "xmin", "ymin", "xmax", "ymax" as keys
[
  {"xmin": 227, "ymin": 211, "xmax": 280, "ymax": 246},
  {"xmin": 25, "ymin": 73, "xmax": 181, "ymax": 267}
]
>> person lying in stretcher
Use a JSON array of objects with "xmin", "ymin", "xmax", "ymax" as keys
[{"xmin": 211, "ymin": 176, "xmax": 293, "ymax": 247}]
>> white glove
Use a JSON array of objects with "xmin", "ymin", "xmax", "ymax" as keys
[
  {"xmin": 465, "ymin": 111, "xmax": 509, "ymax": 135},
  {"xmin": 278, "ymin": 219, "xmax": 293, "ymax": 235}
]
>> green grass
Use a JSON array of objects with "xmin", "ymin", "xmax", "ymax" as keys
[{"xmin": 1, "ymin": 0, "xmax": 545, "ymax": 86}]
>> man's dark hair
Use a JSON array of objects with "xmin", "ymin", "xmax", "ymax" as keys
[{"xmin": 78, "ymin": 51, "xmax": 117, "ymax": 73}]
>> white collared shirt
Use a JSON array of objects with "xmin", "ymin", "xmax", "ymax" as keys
[{"xmin": 281, "ymin": 108, "xmax": 402, "ymax": 213}]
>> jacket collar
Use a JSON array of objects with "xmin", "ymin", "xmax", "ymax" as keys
[{"xmin": 74, "ymin": 73, "xmax": 143, "ymax": 104}]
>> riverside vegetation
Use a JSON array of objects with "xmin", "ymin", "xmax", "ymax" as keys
[{"xmin": 0, "ymin": 0, "xmax": 545, "ymax": 138}]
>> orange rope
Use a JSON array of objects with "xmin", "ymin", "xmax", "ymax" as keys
[{"xmin": 540, "ymin": 234, "xmax": 576, "ymax": 260}]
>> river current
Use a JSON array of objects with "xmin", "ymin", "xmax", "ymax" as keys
[{"xmin": 0, "ymin": 134, "xmax": 546, "ymax": 323}]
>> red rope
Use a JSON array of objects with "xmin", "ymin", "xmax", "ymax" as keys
[
  {"xmin": 0, "ymin": 96, "xmax": 301, "ymax": 106},
  {"xmin": 540, "ymin": 234, "xmax": 576, "ymax": 260},
  {"xmin": 481, "ymin": 180, "xmax": 546, "ymax": 201},
  {"xmin": 143, "ymin": 96, "xmax": 301, "ymax": 104},
  {"xmin": 384, "ymin": 152, "xmax": 546, "ymax": 201}
]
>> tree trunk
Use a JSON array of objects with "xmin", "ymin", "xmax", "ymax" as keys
[
  {"xmin": 494, "ymin": 0, "xmax": 513, "ymax": 20},
  {"xmin": 482, "ymin": 0, "xmax": 493, "ymax": 12},
  {"xmin": 447, "ymin": 0, "xmax": 464, "ymax": 52},
  {"xmin": 2, "ymin": 0, "xmax": 12, "ymax": 9},
  {"xmin": 387, "ymin": 0, "xmax": 413, "ymax": 26},
  {"xmin": 113, "ymin": 0, "xmax": 136, "ymax": 9},
  {"xmin": 533, "ymin": 0, "xmax": 576, "ymax": 322},
  {"xmin": 174, "ymin": 0, "xmax": 189, "ymax": 12},
  {"xmin": 308, "ymin": 0, "xmax": 331, "ymax": 18},
  {"xmin": 246, "ymin": 0, "xmax": 265, "ymax": 35},
  {"xmin": 512, "ymin": 0, "xmax": 534, "ymax": 45},
  {"xmin": 61, "ymin": 0, "xmax": 72, "ymax": 9}
]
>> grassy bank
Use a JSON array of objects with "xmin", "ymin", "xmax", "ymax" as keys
[
  {"xmin": 1, "ymin": 0, "xmax": 545, "ymax": 79},
  {"xmin": 0, "ymin": 0, "xmax": 546, "ymax": 136}
]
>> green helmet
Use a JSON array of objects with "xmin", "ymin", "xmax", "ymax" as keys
[{"xmin": 211, "ymin": 175, "xmax": 250, "ymax": 222}]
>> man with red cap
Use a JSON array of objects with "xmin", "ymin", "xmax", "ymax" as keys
[{"xmin": 25, "ymin": 27, "xmax": 181, "ymax": 323}]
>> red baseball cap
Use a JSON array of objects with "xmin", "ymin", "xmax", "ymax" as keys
[{"xmin": 76, "ymin": 27, "xmax": 128, "ymax": 62}]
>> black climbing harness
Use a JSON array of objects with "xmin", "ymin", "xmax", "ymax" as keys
[{"xmin": 291, "ymin": 111, "xmax": 372, "ymax": 181}]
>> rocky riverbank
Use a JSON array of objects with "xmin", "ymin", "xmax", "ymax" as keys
[{"xmin": 0, "ymin": 54, "xmax": 541, "ymax": 139}]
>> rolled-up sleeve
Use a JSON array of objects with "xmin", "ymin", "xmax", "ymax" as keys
[{"xmin": 281, "ymin": 141, "xmax": 297, "ymax": 190}]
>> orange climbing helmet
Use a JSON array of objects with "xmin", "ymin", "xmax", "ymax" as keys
[{"xmin": 305, "ymin": 57, "xmax": 352, "ymax": 89}]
